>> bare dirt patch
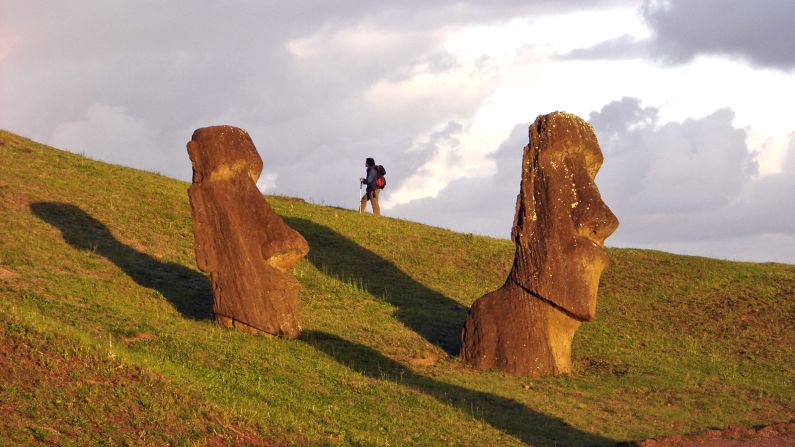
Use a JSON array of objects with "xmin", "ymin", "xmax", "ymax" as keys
[
  {"xmin": 0, "ymin": 190, "xmax": 29, "ymax": 213},
  {"xmin": 120, "ymin": 331, "xmax": 156, "ymax": 344},
  {"xmin": 409, "ymin": 351, "xmax": 440, "ymax": 367},
  {"xmin": 624, "ymin": 421, "xmax": 795, "ymax": 446},
  {"xmin": 0, "ymin": 267, "xmax": 20, "ymax": 281}
]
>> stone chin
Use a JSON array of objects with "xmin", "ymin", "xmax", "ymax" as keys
[
  {"xmin": 513, "ymin": 235, "xmax": 607, "ymax": 323},
  {"xmin": 562, "ymin": 235, "xmax": 609, "ymax": 321}
]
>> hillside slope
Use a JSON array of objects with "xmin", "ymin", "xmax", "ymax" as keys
[{"xmin": 1, "ymin": 129, "xmax": 793, "ymax": 446}]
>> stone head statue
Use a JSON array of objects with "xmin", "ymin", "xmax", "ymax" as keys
[
  {"xmin": 509, "ymin": 112, "xmax": 619, "ymax": 321},
  {"xmin": 460, "ymin": 112, "xmax": 618, "ymax": 376},
  {"xmin": 187, "ymin": 126, "xmax": 308, "ymax": 337}
]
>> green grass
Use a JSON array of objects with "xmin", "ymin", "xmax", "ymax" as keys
[{"xmin": 1, "ymin": 129, "xmax": 793, "ymax": 446}]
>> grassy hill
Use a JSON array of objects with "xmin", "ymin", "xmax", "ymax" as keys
[{"xmin": 1, "ymin": 129, "xmax": 793, "ymax": 446}]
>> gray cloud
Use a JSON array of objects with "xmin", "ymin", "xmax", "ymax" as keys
[
  {"xmin": 393, "ymin": 98, "xmax": 795, "ymax": 264},
  {"xmin": 563, "ymin": 1, "xmax": 795, "ymax": 70},
  {"xmin": 641, "ymin": 0, "xmax": 795, "ymax": 70},
  {"xmin": 559, "ymin": 35, "xmax": 650, "ymax": 61},
  {"xmin": 590, "ymin": 98, "xmax": 795, "ymax": 262},
  {"xmin": 593, "ymin": 98, "xmax": 757, "ymax": 215}
]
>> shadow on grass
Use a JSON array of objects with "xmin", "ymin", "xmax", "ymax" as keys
[
  {"xmin": 304, "ymin": 330, "xmax": 615, "ymax": 446},
  {"xmin": 284, "ymin": 217, "xmax": 467, "ymax": 354},
  {"xmin": 31, "ymin": 202, "xmax": 213, "ymax": 320}
]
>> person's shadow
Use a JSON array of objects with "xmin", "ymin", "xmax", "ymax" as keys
[
  {"xmin": 304, "ymin": 331, "xmax": 615, "ymax": 446},
  {"xmin": 283, "ymin": 217, "xmax": 468, "ymax": 354},
  {"xmin": 30, "ymin": 202, "xmax": 213, "ymax": 320}
]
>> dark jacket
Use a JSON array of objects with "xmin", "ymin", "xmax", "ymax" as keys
[{"xmin": 362, "ymin": 165, "xmax": 377, "ymax": 192}]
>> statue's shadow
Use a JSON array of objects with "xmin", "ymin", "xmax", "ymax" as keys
[
  {"xmin": 30, "ymin": 202, "xmax": 213, "ymax": 320},
  {"xmin": 30, "ymin": 203, "xmax": 615, "ymax": 444},
  {"xmin": 304, "ymin": 331, "xmax": 615, "ymax": 446},
  {"xmin": 30, "ymin": 203, "xmax": 468, "ymax": 354},
  {"xmin": 284, "ymin": 217, "xmax": 468, "ymax": 354}
]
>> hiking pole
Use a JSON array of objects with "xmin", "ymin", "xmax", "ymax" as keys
[{"xmin": 358, "ymin": 180, "xmax": 362, "ymax": 212}]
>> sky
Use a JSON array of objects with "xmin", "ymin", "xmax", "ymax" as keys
[{"xmin": 2, "ymin": 0, "xmax": 794, "ymax": 264}]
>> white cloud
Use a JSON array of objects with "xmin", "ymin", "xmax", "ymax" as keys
[
  {"xmin": 385, "ymin": 121, "xmax": 471, "ymax": 207},
  {"xmin": 49, "ymin": 104, "xmax": 172, "ymax": 174},
  {"xmin": 257, "ymin": 173, "xmax": 279, "ymax": 193},
  {"xmin": 389, "ymin": 122, "xmax": 526, "ymax": 235},
  {"xmin": 748, "ymin": 131, "xmax": 790, "ymax": 176}
]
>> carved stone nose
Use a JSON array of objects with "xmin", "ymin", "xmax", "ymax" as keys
[{"xmin": 574, "ymin": 182, "xmax": 619, "ymax": 245}]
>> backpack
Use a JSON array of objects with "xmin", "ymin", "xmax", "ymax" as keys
[{"xmin": 375, "ymin": 165, "xmax": 386, "ymax": 189}]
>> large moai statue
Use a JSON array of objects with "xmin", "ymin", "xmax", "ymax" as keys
[
  {"xmin": 187, "ymin": 126, "xmax": 309, "ymax": 338},
  {"xmin": 460, "ymin": 112, "xmax": 619, "ymax": 376}
]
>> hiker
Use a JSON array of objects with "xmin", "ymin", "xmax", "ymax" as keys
[{"xmin": 359, "ymin": 157, "xmax": 385, "ymax": 216}]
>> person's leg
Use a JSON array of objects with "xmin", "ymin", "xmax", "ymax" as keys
[
  {"xmin": 372, "ymin": 189, "xmax": 380, "ymax": 216},
  {"xmin": 360, "ymin": 191, "xmax": 368, "ymax": 214}
]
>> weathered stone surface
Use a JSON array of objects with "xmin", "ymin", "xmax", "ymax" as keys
[
  {"xmin": 187, "ymin": 126, "xmax": 308, "ymax": 338},
  {"xmin": 460, "ymin": 112, "xmax": 619, "ymax": 376}
]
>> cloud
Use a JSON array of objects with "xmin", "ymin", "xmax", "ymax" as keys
[
  {"xmin": 49, "ymin": 104, "xmax": 173, "ymax": 174},
  {"xmin": 738, "ymin": 132, "xmax": 795, "ymax": 234},
  {"xmin": 641, "ymin": 0, "xmax": 795, "ymax": 70},
  {"xmin": 257, "ymin": 173, "xmax": 279, "ymax": 193},
  {"xmin": 564, "ymin": 0, "xmax": 795, "ymax": 71},
  {"xmin": 385, "ymin": 121, "xmax": 466, "ymax": 206},
  {"xmin": 393, "ymin": 98, "xmax": 795, "ymax": 263},
  {"xmin": 593, "ymin": 98, "xmax": 757, "ymax": 215},
  {"xmin": 559, "ymin": 34, "xmax": 650, "ymax": 60},
  {"xmin": 389, "ymin": 122, "xmax": 526, "ymax": 235},
  {"xmin": 590, "ymin": 98, "xmax": 795, "ymax": 262}
]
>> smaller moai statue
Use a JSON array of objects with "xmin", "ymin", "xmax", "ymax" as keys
[
  {"xmin": 460, "ymin": 112, "xmax": 619, "ymax": 376},
  {"xmin": 187, "ymin": 126, "xmax": 309, "ymax": 338}
]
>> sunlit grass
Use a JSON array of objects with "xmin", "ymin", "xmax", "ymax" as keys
[{"xmin": 1, "ymin": 129, "xmax": 793, "ymax": 446}]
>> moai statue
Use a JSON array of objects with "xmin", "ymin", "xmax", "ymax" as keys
[
  {"xmin": 187, "ymin": 126, "xmax": 309, "ymax": 338},
  {"xmin": 460, "ymin": 112, "xmax": 619, "ymax": 376}
]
